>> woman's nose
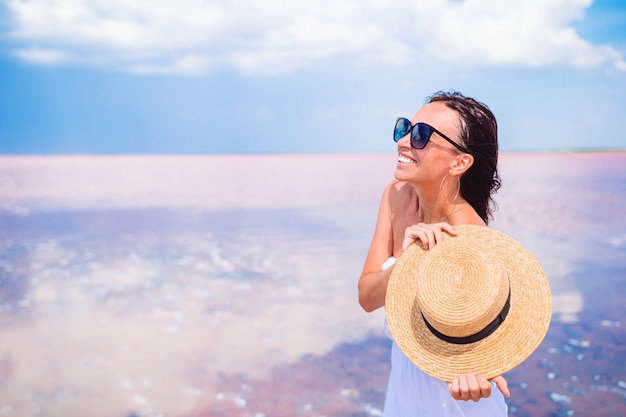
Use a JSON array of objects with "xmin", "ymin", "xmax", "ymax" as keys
[{"xmin": 397, "ymin": 132, "xmax": 411, "ymax": 148}]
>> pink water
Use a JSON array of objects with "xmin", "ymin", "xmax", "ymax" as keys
[{"xmin": 1, "ymin": 153, "xmax": 625, "ymax": 416}]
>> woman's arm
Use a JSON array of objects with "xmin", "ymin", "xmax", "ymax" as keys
[{"xmin": 358, "ymin": 182, "xmax": 396, "ymax": 313}]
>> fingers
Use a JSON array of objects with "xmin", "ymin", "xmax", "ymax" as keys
[
  {"xmin": 402, "ymin": 222, "xmax": 457, "ymax": 251},
  {"xmin": 447, "ymin": 378, "xmax": 460, "ymax": 400},
  {"xmin": 448, "ymin": 373, "xmax": 493, "ymax": 402},
  {"xmin": 491, "ymin": 375, "xmax": 510, "ymax": 398}
]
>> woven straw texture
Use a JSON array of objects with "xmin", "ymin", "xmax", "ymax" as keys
[{"xmin": 385, "ymin": 224, "xmax": 552, "ymax": 382}]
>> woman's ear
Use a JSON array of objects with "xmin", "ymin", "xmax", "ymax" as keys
[{"xmin": 450, "ymin": 153, "xmax": 474, "ymax": 175}]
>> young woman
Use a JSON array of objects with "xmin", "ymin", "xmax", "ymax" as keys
[{"xmin": 358, "ymin": 91, "xmax": 510, "ymax": 416}]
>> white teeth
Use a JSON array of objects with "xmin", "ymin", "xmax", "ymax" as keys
[{"xmin": 398, "ymin": 155, "xmax": 416, "ymax": 164}]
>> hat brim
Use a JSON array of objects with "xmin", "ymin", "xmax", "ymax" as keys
[{"xmin": 385, "ymin": 224, "xmax": 552, "ymax": 382}]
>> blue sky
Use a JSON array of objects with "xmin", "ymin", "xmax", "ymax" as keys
[{"xmin": 1, "ymin": 0, "xmax": 625, "ymax": 154}]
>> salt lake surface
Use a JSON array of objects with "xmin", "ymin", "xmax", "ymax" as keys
[{"xmin": 0, "ymin": 153, "xmax": 625, "ymax": 417}]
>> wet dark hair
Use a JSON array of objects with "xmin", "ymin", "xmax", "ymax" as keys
[{"xmin": 427, "ymin": 90, "xmax": 501, "ymax": 224}]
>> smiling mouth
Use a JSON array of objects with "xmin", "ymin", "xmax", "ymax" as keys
[{"xmin": 398, "ymin": 154, "xmax": 417, "ymax": 164}]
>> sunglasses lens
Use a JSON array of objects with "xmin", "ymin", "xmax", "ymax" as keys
[
  {"xmin": 411, "ymin": 123, "xmax": 432, "ymax": 149},
  {"xmin": 394, "ymin": 118, "xmax": 411, "ymax": 142}
]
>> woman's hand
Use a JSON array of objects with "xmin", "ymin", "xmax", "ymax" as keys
[
  {"xmin": 402, "ymin": 222, "xmax": 458, "ymax": 252},
  {"xmin": 448, "ymin": 374, "xmax": 510, "ymax": 402}
]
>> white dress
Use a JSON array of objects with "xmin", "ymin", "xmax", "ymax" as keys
[{"xmin": 382, "ymin": 321, "xmax": 508, "ymax": 417}]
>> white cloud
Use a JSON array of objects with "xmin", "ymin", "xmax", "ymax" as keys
[
  {"xmin": 128, "ymin": 54, "xmax": 211, "ymax": 75},
  {"xmin": 13, "ymin": 46, "xmax": 71, "ymax": 64},
  {"xmin": 406, "ymin": 0, "xmax": 621, "ymax": 69},
  {"xmin": 5, "ymin": 0, "xmax": 625, "ymax": 75},
  {"xmin": 616, "ymin": 60, "xmax": 626, "ymax": 72}
]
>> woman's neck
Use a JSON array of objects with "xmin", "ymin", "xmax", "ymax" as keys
[
  {"xmin": 416, "ymin": 198, "xmax": 468, "ymax": 224},
  {"xmin": 411, "ymin": 178, "xmax": 473, "ymax": 225}
]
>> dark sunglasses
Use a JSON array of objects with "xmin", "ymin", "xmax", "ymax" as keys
[{"xmin": 394, "ymin": 117, "xmax": 468, "ymax": 153}]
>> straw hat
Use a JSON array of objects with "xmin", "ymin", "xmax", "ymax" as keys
[{"xmin": 385, "ymin": 224, "xmax": 551, "ymax": 382}]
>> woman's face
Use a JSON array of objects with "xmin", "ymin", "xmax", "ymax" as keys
[{"xmin": 394, "ymin": 102, "xmax": 464, "ymax": 186}]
